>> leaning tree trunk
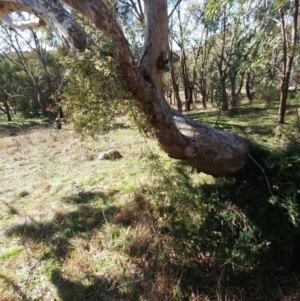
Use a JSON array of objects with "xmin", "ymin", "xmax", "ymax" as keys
[{"xmin": 0, "ymin": 0, "xmax": 251, "ymax": 177}]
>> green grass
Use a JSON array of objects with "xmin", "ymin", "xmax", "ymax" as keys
[
  {"xmin": 0, "ymin": 112, "xmax": 50, "ymax": 132},
  {"xmin": 188, "ymin": 102, "xmax": 280, "ymax": 141},
  {"xmin": 0, "ymin": 99, "xmax": 300, "ymax": 300},
  {"xmin": 0, "ymin": 247, "xmax": 23, "ymax": 262}
]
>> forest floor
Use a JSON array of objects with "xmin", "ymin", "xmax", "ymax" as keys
[{"xmin": 0, "ymin": 100, "xmax": 300, "ymax": 300}]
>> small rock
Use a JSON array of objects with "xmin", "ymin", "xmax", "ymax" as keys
[{"xmin": 97, "ymin": 149, "xmax": 122, "ymax": 160}]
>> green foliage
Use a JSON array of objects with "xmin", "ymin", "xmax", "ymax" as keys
[
  {"xmin": 14, "ymin": 97, "xmax": 41, "ymax": 119},
  {"xmin": 136, "ymin": 142, "xmax": 300, "ymax": 273},
  {"xmin": 62, "ymin": 48, "xmax": 131, "ymax": 138},
  {"xmin": 0, "ymin": 39, "xmax": 65, "ymax": 119},
  {"xmin": 274, "ymin": 109, "xmax": 300, "ymax": 145},
  {"xmin": 126, "ymin": 106, "xmax": 154, "ymax": 138},
  {"xmin": 254, "ymin": 83, "xmax": 280, "ymax": 105},
  {"xmin": 0, "ymin": 247, "xmax": 22, "ymax": 262}
]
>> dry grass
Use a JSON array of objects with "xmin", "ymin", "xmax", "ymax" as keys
[
  {"xmin": 1, "ymin": 103, "xmax": 300, "ymax": 300},
  {"xmin": 0, "ymin": 122, "xmax": 188, "ymax": 300}
]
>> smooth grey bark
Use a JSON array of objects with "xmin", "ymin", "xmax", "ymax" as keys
[
  {"xmin": 0, "ymin": 0, "xmax": 88, "ymax": 51},
  {"xmin": 0, "ymin": 0, "xmax": 251, "ymax": 177}
]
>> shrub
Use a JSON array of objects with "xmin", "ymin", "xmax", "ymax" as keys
[
  {"xmin": 137, "ymin": 144, "xmax": 300, "ymax": 273},
  {"xmin": 254, "ymin": 84, "xmax": 280, "ymax": 105}
]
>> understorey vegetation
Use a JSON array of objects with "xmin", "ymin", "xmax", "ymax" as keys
[
  {"xmin": 0, "ymin": 0, "xmax": 300, "ymax": 299},
  {"xmin": 1, "ymin": 100, "xmax": 300, "ymax": 300}
]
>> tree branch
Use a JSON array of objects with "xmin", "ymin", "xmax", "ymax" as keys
[
  {"xmin": 0, "ymin": 0, "xmax": 88, "ymax": 51},
  {"xmin": 1, "ymin": 15, "xmax": 46, "ymax": 30}
]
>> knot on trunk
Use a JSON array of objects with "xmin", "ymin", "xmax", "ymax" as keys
[{"xmin": 156, "ymin": 51, "xmax": 168, "ymax": 69}]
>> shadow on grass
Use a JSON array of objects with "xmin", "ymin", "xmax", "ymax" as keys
[
  {"xmin": 3, "ymin": 190, "xmax": 130, "ymax": 300},
  {"xmin": 186, "ymin": 105, "xmax": 278, "ymax": 140},
  {"xmin": 3, "ymin": 188, "xmax": 162, "ymax": 300},
  {"xmin": 61, "ymin": 189, "xmax": 118, "ymax": 205},
  {"xmin": 5, "ymin": 191, "xmax": 117, "ymax": 259},
  {"xmin": 0, "ymin": 273, "xmax": 33, "ymax": 301},
  {"xmin": 222, "ymin": 123, "xmax": 275, "ymax": 139},
  {"xmin": 112, "ymin": 122, "xmax": 130, "ymax": 130},
  {"xmin": 145, "ymin": 155, "xmax": 300, "ymax": 300},
  {"xmin": 173, "ymin": 149, "xmax": 300, "ymax": 267},
  {"xmin": 189, "ymin": 106, "xmax": 272, "ymax": 121},
  {"xmin": 49, "ymin": 268, "xmax": 136, "ymax": 301}
]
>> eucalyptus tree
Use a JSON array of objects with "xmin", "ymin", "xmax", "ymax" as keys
[
  {"xmin": 0, "ymin": 32, "xmax": 39, "ymax": 118},
  {"xmin": 177, "ymin": 4, "xmax": 193, "ymax": 112},
  {"xmin": 0, "ymin": 24, "xmax": 65, "ymax": 119},
  {"xmin": 168, "ymin": 1, "xmax": 204, "ymax": 111},
  {"xmin": 0, "ymin": 0, "xmax": 251, "ymax": 177},
  {"xmin": 236, "ymin": 0, "xmax": 299, "ymax": 117},
  {"xmin": 204, "ymin": 0, "xmax": 253, "ymax": 111},
  {"xmin": 168, "ymin": 0, "xmax": 184, "ymax": 112},
  {"xmin": 168, "ymin": 45, "xmax": 183, "ymax": 112},
  {"xmin": 240, "ymin": 1, "xmax": 283, "ymax": 106},
  {"xmin": 192, "ymin": 12, "xmax": 215, "ymax": 110},
  {"xmin": 209, "ymin": 4, "xmax": 231, "ymax": 111},
  {"xmin": 0, "ymin": 58, "xmax": 13, "ymax": 121},
  {"xmin": 30, "ymin": 30, "xmax": 66, "ymax": 118}
]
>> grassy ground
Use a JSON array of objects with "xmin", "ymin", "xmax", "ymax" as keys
[{"xmin": 0, "ymin": 100, "xmax": 300, "ymax": 301}]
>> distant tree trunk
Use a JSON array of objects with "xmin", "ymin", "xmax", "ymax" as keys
[
  {"xmin": 53, "ymin": 118, "xmax": 62, "ymax": 129},
  {"xmin": 237, "ymin": 73, "xmax": 244, "ymax": 96},
  {"xmin": 216, "ymin": 11, "xmax": 229, "ymax": 112},
  {"xmin": 169, "ymin": 50, "xmax": 182, "ymax": 113},
  {"xmin": 1, "ymin": 94, "xmax": 12, "ymax": 121},
  {"xmin": 201, "ymin": 78, "xmax": 207, "ymax": 109},
  {"xmin": 4, "ymin": 101, "xmax": 12, "ymax": 121},
  {"xmin": 221, "ymin": 76, "xmax": 228, "ymax": 111},
  {"xmin": 184, "ymin": 81, "xmax": 194, "ymax": 112},
  {"xmin": 165, "ymin": 86, "xmax": 173, "ymax": 105},
  {"xmin": 181, "ymin": 49, "xmax": 193, "ymax": 111},
  {"xmin": 278, "ymin": 1, "xmax": 298, "ymax": 123},
  {"xmin": 173, "ymin": 78, "xmax": 182, "ymax": 113},
  {"xmin": 246, "ymin": 73, "xmax": 253, "ymax": 103},
  {"xmin": 193, "ymin": 29, "xmax": 211, "ymax": 110},
  {"xmin": 230, "ymin": 76, "xmax": 237, "ymax": 108},
  {"xmin": 58, "ymin": 107, "xmax": 64, "ymax": 118}
]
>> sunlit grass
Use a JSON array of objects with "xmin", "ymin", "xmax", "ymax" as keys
[{"xmin": 0, "ymin": 97, "xmax": 300, "ymax": 300}]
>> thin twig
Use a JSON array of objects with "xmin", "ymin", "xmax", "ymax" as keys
[
  {"xmin": 25, "ymin": 254, "xmax": 47, "ymax": 285},
  {"xmin": 107, "ymin": 277, "xmax": 147, "ymax": 292},
  {"xmin": 168, "ymin": 0, "xmax": 183, "ymax": 19},
  {"xmin": 248, "ymin": 154, "xmax": 273, "ymax": 196}
]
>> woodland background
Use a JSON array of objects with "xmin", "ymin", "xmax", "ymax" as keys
[{"xmin": 1, "ymin": 0, "xmax": 300, "ymax": 300}]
